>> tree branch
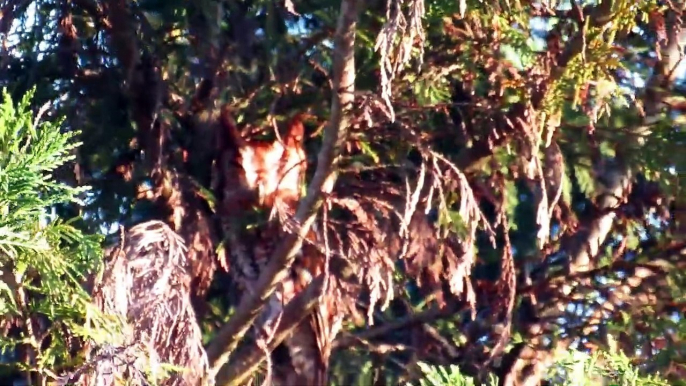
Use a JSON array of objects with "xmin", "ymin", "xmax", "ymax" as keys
[
  {"xmin": 460, "ymin": 0, "xmax": 615, "ymax": 176},
  {"xmin": 333, "ymin": 303, "xmax": 462, "ymax": 350},
  {"xmin": 214, "ymin": 276, "xmax": 325, "ymax": 386},
  {"xmin": 205, "ymin": 0, "xmax": 363, "ymax": 376},
  {"xmin": 501, "ymin": 5, "xmax": 686, "ymax": 384}
]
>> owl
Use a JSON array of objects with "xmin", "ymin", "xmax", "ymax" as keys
[{"xmin": 212, "ymin": 105, "xmax": 333, "ymax": 385}]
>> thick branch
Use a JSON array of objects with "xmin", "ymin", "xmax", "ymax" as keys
[
  {"xmin": 205, "ymin": 0, "xmax": 362, "ymax": 375},
  {"xmin": 333, "ymin": 303, "xmax": 462, "ymax": 350},
  {"xmin": 214, "ymin": 276, "xmax": 325, "ymax": 386}
]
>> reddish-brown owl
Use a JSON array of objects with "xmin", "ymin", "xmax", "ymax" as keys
[{"xmin": 212, "ymin": 105, "xmax": 333, "ymax": 385}]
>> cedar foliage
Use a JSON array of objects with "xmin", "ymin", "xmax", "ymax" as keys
[
  {"xmin": 0, "ymin": 89, "xmax": 111, "ymax": 383},
  {"xmin": 1, "ymin": 0, "xmax": 686, "ymax": 385}
]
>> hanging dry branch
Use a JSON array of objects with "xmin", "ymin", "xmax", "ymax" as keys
[
  {"xmin": 375, "ymin": 0, "xmax": 426, "ymax": 121},
  {"xmin": 68, "ymin": 221, "xmax": 209, "ymax": 386}
]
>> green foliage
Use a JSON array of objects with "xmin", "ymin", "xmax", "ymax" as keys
[
  {"xmin": 408, "ymin": 70, "xmax": 453, "ymax": 106},
  {"xmin": 0, "ymin": 89, "xmax": 112, "ymax": 378},
  {"xmin": 572, "ymin": 163, "xmax": 595, "ymax": 199},
  {"xmin": 414, "ymin": 362, "xmax": 497, "ymax": 386},
  {"xmin": 5, "ymin": 0, "xmax": 686, "ymax": 384},
  {"xmin": 416, "ymin": 349, "xmax": 670, "ymax": 386},
  {"xmin": 548, "ymin": 350, "xmax": 670, "ymax": 386}
]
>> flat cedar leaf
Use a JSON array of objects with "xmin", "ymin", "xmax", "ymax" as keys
[
  {"xmin": 504, "ymin": 179, "xmax": 519, "ymax": 229},
  {"xmin": 599, "ymin": 142, "xmax": 616, "ymax": 157},
  {"xmin": 0, "ymin": 282, "xmax": 17, "ymax": 309},
  {"xmin": 413, "ymin": 81, "xmax": 426, "ymax": 102},
  {"xmin": 0, "ymin": 88, "xmax": 109, "ymax": 375},
  {"xmin": 511, "ymin": 331, "xmax": 524, "ymax": 343},
  {"xmin": 625, "ymin": 233, "xmax": 640, "ymax": 250},
  {"xmin": 573, "ymin": 164, "xmax": 595, "ymax": 197},
  {"xmin": 430, "ymin": 83, "xmax": 451, "ymax": 103},
  {"xmin": 447, "ymin": 209, "xmax": 469, "ymax": 238},
  {"xmin": 355, "ymin": 362, "xmax": 374, "ymax": 386},
  {"xmin": 562, "ymin": 169, "xmax": 573, "ymax": 206},
  {"xmin": 621, "ymin": 310, "xmax": 631, "ymax": 324},
  {"xmin": 191, "ymin": 178, "xmax": 217, "ymax": 211},
  {"xmin": 358, "ymin": 140, "xmax": 380, "ymax": 164},
  {"xmin": 598, "ymin": 246, "xmax": 613, "ymax": 266}
]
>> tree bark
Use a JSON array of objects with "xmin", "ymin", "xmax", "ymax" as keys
[{"xmin": 214, "ymin": 277, "xmax": 325, "ymax": 386}]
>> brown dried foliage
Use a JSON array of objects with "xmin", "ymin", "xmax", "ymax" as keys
[
  {"xmin": 70, "ymin": 221, "xmax": 210, "ymax": 386},
  {"xmin": 294, "ymin": 95, "xmax": 498, "ymax": 323}
]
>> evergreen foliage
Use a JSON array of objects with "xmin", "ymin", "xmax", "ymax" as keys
[
  {"xmin": 0, "ymin": 89, "xmax": 112, "ymax": 382},
  {"xmin": 417, "ymin": 350, "xmax": 671, "ymax": 386},
  {"xmin": 1, "ymin": 0, "xmax": 686, "ymax": 385}
]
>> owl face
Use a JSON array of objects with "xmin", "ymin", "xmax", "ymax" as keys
[
  {"xmin": 236, "ymin": 135, "xmax": 306, "ymax": 207},
  {"xmin": 217, "ymin": 109, "xmax": 307, "ymax": 210}
]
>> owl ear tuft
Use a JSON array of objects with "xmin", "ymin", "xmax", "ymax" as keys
[{"xmin": 284, "ymin": 113, "xmax": 305, "ymax": 148}]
